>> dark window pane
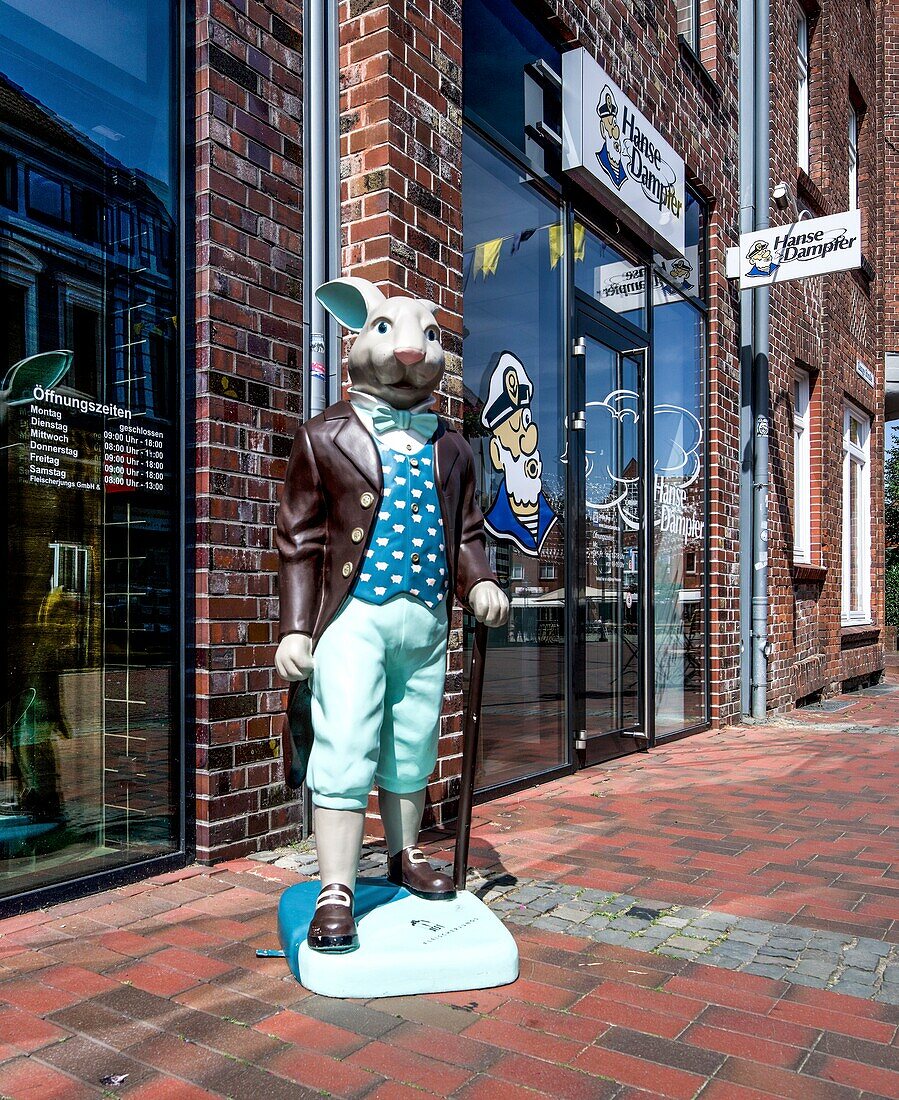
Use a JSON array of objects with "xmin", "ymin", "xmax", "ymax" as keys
[
  {"xmin": 0, "ymin": 152, "xmax": 16, "ymax": 209},
  {"xmin": 1, "ymin": 282, "xmax": 27, "ymax": 369},
  {"xmin": 463, "ymin": 0, "xmax": 560, "ymax": 157},
  {"xmin": 26, "ymin": 170, "xmax": 65, "ymax": 224}
]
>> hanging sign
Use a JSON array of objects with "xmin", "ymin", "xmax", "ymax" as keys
[
  {"xmin": 726, "ymin": 209, "xmax": 861, "ymax": 289},
  {"xmin": 562, "ymin": 48, "xmax": 686, "ymax": 259}
]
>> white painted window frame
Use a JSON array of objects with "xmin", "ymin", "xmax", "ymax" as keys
[
  {"xmin": 848, "ymin": 103, "xmax": 859, "ymax": 210},
  {"xmin": 841, "ymin": 403, "xmax": 871, "ymax": 625},
  {"xmin": 797, "ymin": 11, "xmax": 810, "ymax": 173},
  {"xmin": 793, "ymin": 369, "xmax": 812, "ymax": 564}
]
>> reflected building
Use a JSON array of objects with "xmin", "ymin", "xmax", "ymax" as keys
[{"xmin": 0, "ymin": 6, "xmax": 180, "ymax": 900}]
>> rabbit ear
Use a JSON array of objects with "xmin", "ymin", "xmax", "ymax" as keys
[{"xmin": 315, "ymin": 278, "xmax": 386, "ymax": 331}]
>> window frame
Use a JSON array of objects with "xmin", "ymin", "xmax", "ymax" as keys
[
  {"xmin": 848, "ymin": 102, "xmax": 859, "ymax": 210},
  {"xmin": 793, "ymin": 369, "xmax": 812, "ymax": 564},
  {"xmin": 796, "ymin": 10, "xmax": 810, "ymax": 174},
  {"xmin": 841, "ymin": 403, "xmax": 871, "ymax": 625},
  {"xmin": 677, "ymin": 0, "xmax": 701, "ymax": 54}
]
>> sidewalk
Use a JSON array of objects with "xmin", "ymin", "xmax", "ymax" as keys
[{"xmin": 1, "ymin": 684, "xmax": 898, "ymax": 1099}]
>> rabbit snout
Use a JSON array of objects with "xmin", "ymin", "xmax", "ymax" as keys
[{"xmin": 394, "ymin": 347, "xmax": 426, "ymax": 366}]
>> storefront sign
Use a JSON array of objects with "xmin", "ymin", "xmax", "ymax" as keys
[
  {"xmin": 595, "ymin": 248, "xmax": 700, "ymax": 312},
  {"xmin": 22, "ymin": 387, "xmax": 166, "ymax": 493},
  {"xmin": 726, "ymin": 209, "xmax": 861, "ymax": 289},
  {"xmin": 562, "ymin": 48, "xmax": 686, "ymax": 259}
]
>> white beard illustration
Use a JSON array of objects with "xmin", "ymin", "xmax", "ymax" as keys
[{"xmin": 499, "ymin": 443, "xmax": 543, "ymax": 511}]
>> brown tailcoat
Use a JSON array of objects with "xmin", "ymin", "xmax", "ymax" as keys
[{"xmin": 276, "ymin": 401, "xmax": 497, "ymax": 644}]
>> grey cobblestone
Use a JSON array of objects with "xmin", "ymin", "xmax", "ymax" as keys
[{"xmin": 255, "ymin": 842, "xmax": 897, "ymax": 1003}]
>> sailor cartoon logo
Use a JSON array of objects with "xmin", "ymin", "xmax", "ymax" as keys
[
  {"xmin": 481, "ymin": 352, "xmax": 559, "ymax": 556},
  {"xmin": 745, "ymin": 239, "xmax": 779, "ymax": 278},
  {"xmin": 596, "ymin": 88, "xmax": 628, "ymax": 191},
  {"xmin": 666, "ymin": 256, "xmax": 694, "ymax": 292}
]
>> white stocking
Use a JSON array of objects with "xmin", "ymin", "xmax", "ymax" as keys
[
  {"xmin": 378, "ymin": 787, "xmax": 425, "ymax": 857},
  {"xmin": 313, "ymin": 806, "xmax": 365, "ymax": 892}
]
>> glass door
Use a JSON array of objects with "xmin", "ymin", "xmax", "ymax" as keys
[{"xmin": 569, "ymin": 308, "xmax": 649, "ymax": 763}]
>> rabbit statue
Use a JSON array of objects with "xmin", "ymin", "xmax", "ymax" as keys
[{"xmin": 275, "ymin": 277, "xmax": 509, "ymax": 953}]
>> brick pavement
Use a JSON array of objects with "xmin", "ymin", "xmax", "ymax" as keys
[{"xmin": 0, "ymin": 687, "xmax": 897, "ymax": 1098}]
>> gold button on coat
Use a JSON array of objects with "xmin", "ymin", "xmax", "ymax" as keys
[
  {"xmin": 351, "ymin": 527, "xmax": 364, "ymax": 543},
  {"xmin": 341, "ymin": 562, "xmax": 354, "ymax": 578},
  {"xmin": 411, "ymin": 553, "xmax": 420, "ymax": 564},
  {"xmin": 360, "ymin": 492, "xmax": 374, "ymax": 508},
  {"xmin": 411, "ymin": 504, "xmax": 420, "ymax": 514}
]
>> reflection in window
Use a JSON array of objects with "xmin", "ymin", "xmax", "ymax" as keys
[
  {"xmin": 0, "ymin": 0, "xmax": 180, "ymax": 899},
  {"xmin": 652, "ymin": 299, "xmax": 707, "ymax": 735},
  {"xmin": 578, "ymin": 223, "xmax": 647, "ymax": 330},
  {"xmin": 27, "ymin": 170, "xmax": 65, "ymax": 224},
  {"xmin": 462, "ymin": 127, "xmax": 568, "ymax": 790}
]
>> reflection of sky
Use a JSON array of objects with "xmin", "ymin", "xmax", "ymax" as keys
[
  {"xmin": 0, "ymin": 1, "xmax": 174, "ymax": 204},
  {"xmin": 462, "ymin": 130, "xmax": 565, "ymax": 495},
  {"xmin": 653, "ymin": 300, "xmax": 703, "ymax": 417}
]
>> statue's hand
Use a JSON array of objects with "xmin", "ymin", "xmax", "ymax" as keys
[
  {"xmin": 275, "ymin": 633, "xmax": 315, "ymax": 681},
  {"xmin": 469, "ymin": 581, "xmax": 510, "ymax": 628}
]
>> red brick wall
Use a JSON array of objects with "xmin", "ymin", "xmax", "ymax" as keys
[
  {"xmin": 337, "ymin": 0, "xmax": 467, "ymax": 831},
  {"xmin": 193, "ymin": 0, "xmax": 305, "ymax": 861},
  {"xmin": 885, "ymin": 5, "xmax": 899, "ymax": 403},
  {"xmin": 765, "ymin": 0, "xmax": 885, "ymax": 710}
]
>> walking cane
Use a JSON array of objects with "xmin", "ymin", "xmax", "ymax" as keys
[{"xmin": 453, "ymin": 621, "xmax": 490, "ymax": 892}]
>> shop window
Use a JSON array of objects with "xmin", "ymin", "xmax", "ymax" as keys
[
  {"xmin": 463, "ymin": 0, "xmax": 560, "ymax": 159},
  {"xmin": 793, "ymin": 369, "xmax": 812, "ymax": 563},
  {"xmin": 577, "ymin": 222, "xmax": 647, "ymax": 331},
  {"xmin": 1, "ymin": 0, "xmax": 182, "ymax": 903},
  {"xmin": 797, "ymin": 11, "xmax": 810, "ymax": 173},
  {"xmin": 842, "ymin": 404, "xmax": 871, "ymax": 624},
  {"xmin": 462, "ymin": 126, "xmax": 567, "ymax": 790},
  {"xmin": 653, "ymin": 297, "xmax": 707, "ymax": 736}
]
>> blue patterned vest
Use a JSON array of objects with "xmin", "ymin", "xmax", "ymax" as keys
[{"xmin": 353, "ymin": 440, "xmax": 448, "ymax": 610}]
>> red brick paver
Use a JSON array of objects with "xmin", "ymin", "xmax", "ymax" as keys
[{"xmin": 0, "ymin": 705, "xmax": 897, "ymax": 1097}]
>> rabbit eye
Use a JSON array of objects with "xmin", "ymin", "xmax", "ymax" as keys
[
  {"xmin": 376, "ymin": 320, "xmax": 391, "ymax": 335},
  {"xmin": 427, "ymin": 328, "xmax": 439, "ymax": 342}
]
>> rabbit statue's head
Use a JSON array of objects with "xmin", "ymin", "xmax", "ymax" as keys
[{"xmin": 315, "ymin": 278, "xmax": 444, "ymax": 410}]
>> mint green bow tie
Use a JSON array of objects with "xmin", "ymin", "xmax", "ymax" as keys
[{"xmin": 370, "ymin": 406, "xmax": 438, "ymax": 438}]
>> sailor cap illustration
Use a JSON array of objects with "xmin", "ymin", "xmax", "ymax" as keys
[
  {"xmin": 481, "ymin": 351, "xmax": 534, "ymax": 432},
  {"xmin": 597, "ymin": 88, "xmax": 618, "ymax": 120}
]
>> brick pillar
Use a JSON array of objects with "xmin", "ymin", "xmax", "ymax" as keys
[
  {"xmin": 338, "ymin": 0, "xmax": 465, "ymax": 831},
  {"xmin": 193, "ymin": 1, "xmax": 305, "ymax": 861}
]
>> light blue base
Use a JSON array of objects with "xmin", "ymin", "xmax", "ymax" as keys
[{"xmin": 278, "ymin": 877, "xmax": 520, "ymax": 999}]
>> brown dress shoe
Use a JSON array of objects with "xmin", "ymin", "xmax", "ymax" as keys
[
  {"xmin": 387, "ymin": 847, "xmax": 456, "ymax": 900},
  {"xmin": 307, "ymin": 882, "xmax": 359, "ymax": 952}
]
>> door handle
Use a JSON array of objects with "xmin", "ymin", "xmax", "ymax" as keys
[{"xmin": 571, "ymin": 411, "xmax": 586, "ymax": 430}]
